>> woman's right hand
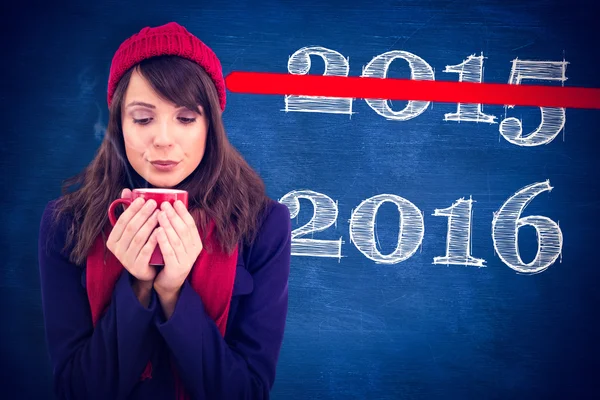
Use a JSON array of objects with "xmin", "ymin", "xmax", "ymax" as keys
[{"xmin": 106, "ymin": 189, "xmax": 160, "ymax": 284}]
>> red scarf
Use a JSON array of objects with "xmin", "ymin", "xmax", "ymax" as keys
[{"xmin": 86, "ymin": 219, "xmax": 238, "ymax": 400}]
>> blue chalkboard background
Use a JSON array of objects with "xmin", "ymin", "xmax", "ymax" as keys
[{"xmin": 2, "ymin": 0, "xmax": 599, "ymax": 398}]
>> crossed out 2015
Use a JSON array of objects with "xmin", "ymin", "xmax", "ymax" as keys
[{"xmin": 285, "ymin": 47, "xmax": 568, "ymax": 147}]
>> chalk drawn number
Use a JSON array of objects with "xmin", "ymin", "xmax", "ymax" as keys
[
  {"xmin": 492, "ymin": 180, "xmax": 563, "ymax": 274},
  {"xmin": 349, "ymin": 194, "xmax": 425, "ymax": 264},
  {"xmin": 362, "ymin": 51, "xmax": 435, "ymax": 121},
  {"xmin": 499, "ymin": 59, "xmax": 568, "ymax": 146},
  {"xmin": 285, "ymin": 46, "xmax": 353, "ymax": 115},
  {"xmin": 443, "ymin": 53, "xmax": 497, "ymax": 123},
  {"xmin": 279, "ymin": 190, "xmax": 343, "ymax": 258},
  {"xmin": 433, "ymin": 197, "xmax": 486, "ymax": 267}
]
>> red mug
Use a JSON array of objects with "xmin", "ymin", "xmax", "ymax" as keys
[{"xmin": 108, "ymin": 188, "xmax": 189, "ymax": 266}]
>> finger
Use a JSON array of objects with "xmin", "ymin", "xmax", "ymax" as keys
[
  {"xmin": 120, "ymin": 188, "xmax": 133, "ymax": 213},
  {"xmin": 157, "ymin": 210, "xmax": 184, "ymax": 262},
  {"xmin": 109, "ymin": 197, "xmax": 145, "ymax": 245},
  {"xmin": 174, "ymin": 200, "xmax": 195, "ymax": 228},
  {"xmin": 161, "ymin": 202, "xmax": 193, "ymax": 250},
  {"xmin": 156, "ymin": 227, "xmax": 179, "ymax": 266},
  {"xmin": 128, "ymin": 209, "xmax": 159, "ymax": 260},
  {"xmin": 115, "ymin": 199, "xmax": 157, "ymax": 252},
  {"xmin": 174, "ymin": 201, "xmax": 202, "ymax": 251},
  {"xmin": 135, "ymin": 228, "xmax": 159, "ymax": 266}
]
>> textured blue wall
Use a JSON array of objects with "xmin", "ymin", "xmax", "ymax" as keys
[{"xmin": 2, "ymin": 0, "xmax": 598, "ymax": 398}]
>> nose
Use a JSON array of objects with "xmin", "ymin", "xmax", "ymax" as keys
[{"xmin": 153, "ymin": 119, "xmax": 173, "ymax": 148}]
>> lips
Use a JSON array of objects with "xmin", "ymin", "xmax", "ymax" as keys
[
  {"xmin": 151, "ymin": 160, "xmax": 178, "ymax": 165},
  {"xmin": 150, "ymin": 160, "xmax": 180, "ymax": 172}
]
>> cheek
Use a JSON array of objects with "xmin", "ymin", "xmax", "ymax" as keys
[
  {"xmin": 122, "ymin": 126, "xmax": 148, "ymax": 154},
  {"xmin": 187, "ymin": 131, "xmax": 207, "ymax": 160}
]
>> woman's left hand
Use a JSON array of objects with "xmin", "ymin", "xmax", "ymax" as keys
[{"xmin": 153, "ymin": 200, "xmax": 203, "ymax": 297}]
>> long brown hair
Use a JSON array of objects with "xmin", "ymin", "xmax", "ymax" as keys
[{"xmin": 51, "ymin": 55, "xmax": 270, "ymax": 266}]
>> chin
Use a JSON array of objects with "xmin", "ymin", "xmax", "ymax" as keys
[{"xmin": 145, "ymin": 175, "xmax": 184, "ymax": 189}]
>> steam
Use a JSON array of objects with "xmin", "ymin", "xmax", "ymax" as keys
[
  {"xmin": 104, "ymin": 125, "xmax": 146, "ymax": 189},
  {"xmin": 77, "ymin": 67, "xmax": 96, "ymax": 99},
  {"xmin": 93, "ymin": 103, "xmax": 107, "ymax": 141}
]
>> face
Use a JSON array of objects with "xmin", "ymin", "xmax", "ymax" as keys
[{"xmin": 121, "ymin": 69, "xmax": 208, "ymax": 188}]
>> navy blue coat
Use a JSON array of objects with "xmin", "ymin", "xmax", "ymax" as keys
[{"xmin": 38, "ymin": 198, "xmax": 291, "ymax": 399}]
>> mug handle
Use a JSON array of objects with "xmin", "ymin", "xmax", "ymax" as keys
[{"xmin": 108, "ymin": 198, "xmax": 132, "ymax": 226}]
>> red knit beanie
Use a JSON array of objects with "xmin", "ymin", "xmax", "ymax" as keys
[{"xmin": 107, "ymin": 22, "xmax": 226, "ymax": 111}]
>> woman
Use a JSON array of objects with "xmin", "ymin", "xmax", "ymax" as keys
[{"xmin": 38, "ymin": 22, "xmax": 292, "ymax": 400}]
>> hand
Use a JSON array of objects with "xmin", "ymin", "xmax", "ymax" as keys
[
  {"xmin": 106, "ymin": 188, "xmax": 160, "ymax": 285},
  {"xmin": 153, "ymin": 200, "xmax": 203, "ymax": 297}
]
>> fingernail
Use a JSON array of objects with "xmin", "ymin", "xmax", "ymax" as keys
[{"xmin": 146, "ymin": 199, "xmax": 156, "ymax": 208}]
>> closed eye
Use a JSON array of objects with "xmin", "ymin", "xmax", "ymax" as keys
[
  {"xmin": 132, "ymin": 117, "xmax": 196, "ymax": 125},
  {"xmin": 133, "ymin": 118, "xmax": 152, "ymax": 125},
  {"xmin": 178, "ymin": 117, "xmax": 196, "ymax": 124}
]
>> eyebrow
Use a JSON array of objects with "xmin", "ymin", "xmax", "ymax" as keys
[
  {"xmin": 125, "ymin": 101, "xmax": 200, "ymax": 111},
  {"xmin": 125, "ymin": 101, "xmax": 155, "ymax": 109}
]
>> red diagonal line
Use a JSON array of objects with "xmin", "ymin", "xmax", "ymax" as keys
[{"xmin": 225, "ymin": 72, "xmax": 600, "ymax": 109}]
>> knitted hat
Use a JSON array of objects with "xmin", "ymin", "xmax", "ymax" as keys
[{"xmin": 107, "ymin": 22, "xmax": 226, "ymax": 111}]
